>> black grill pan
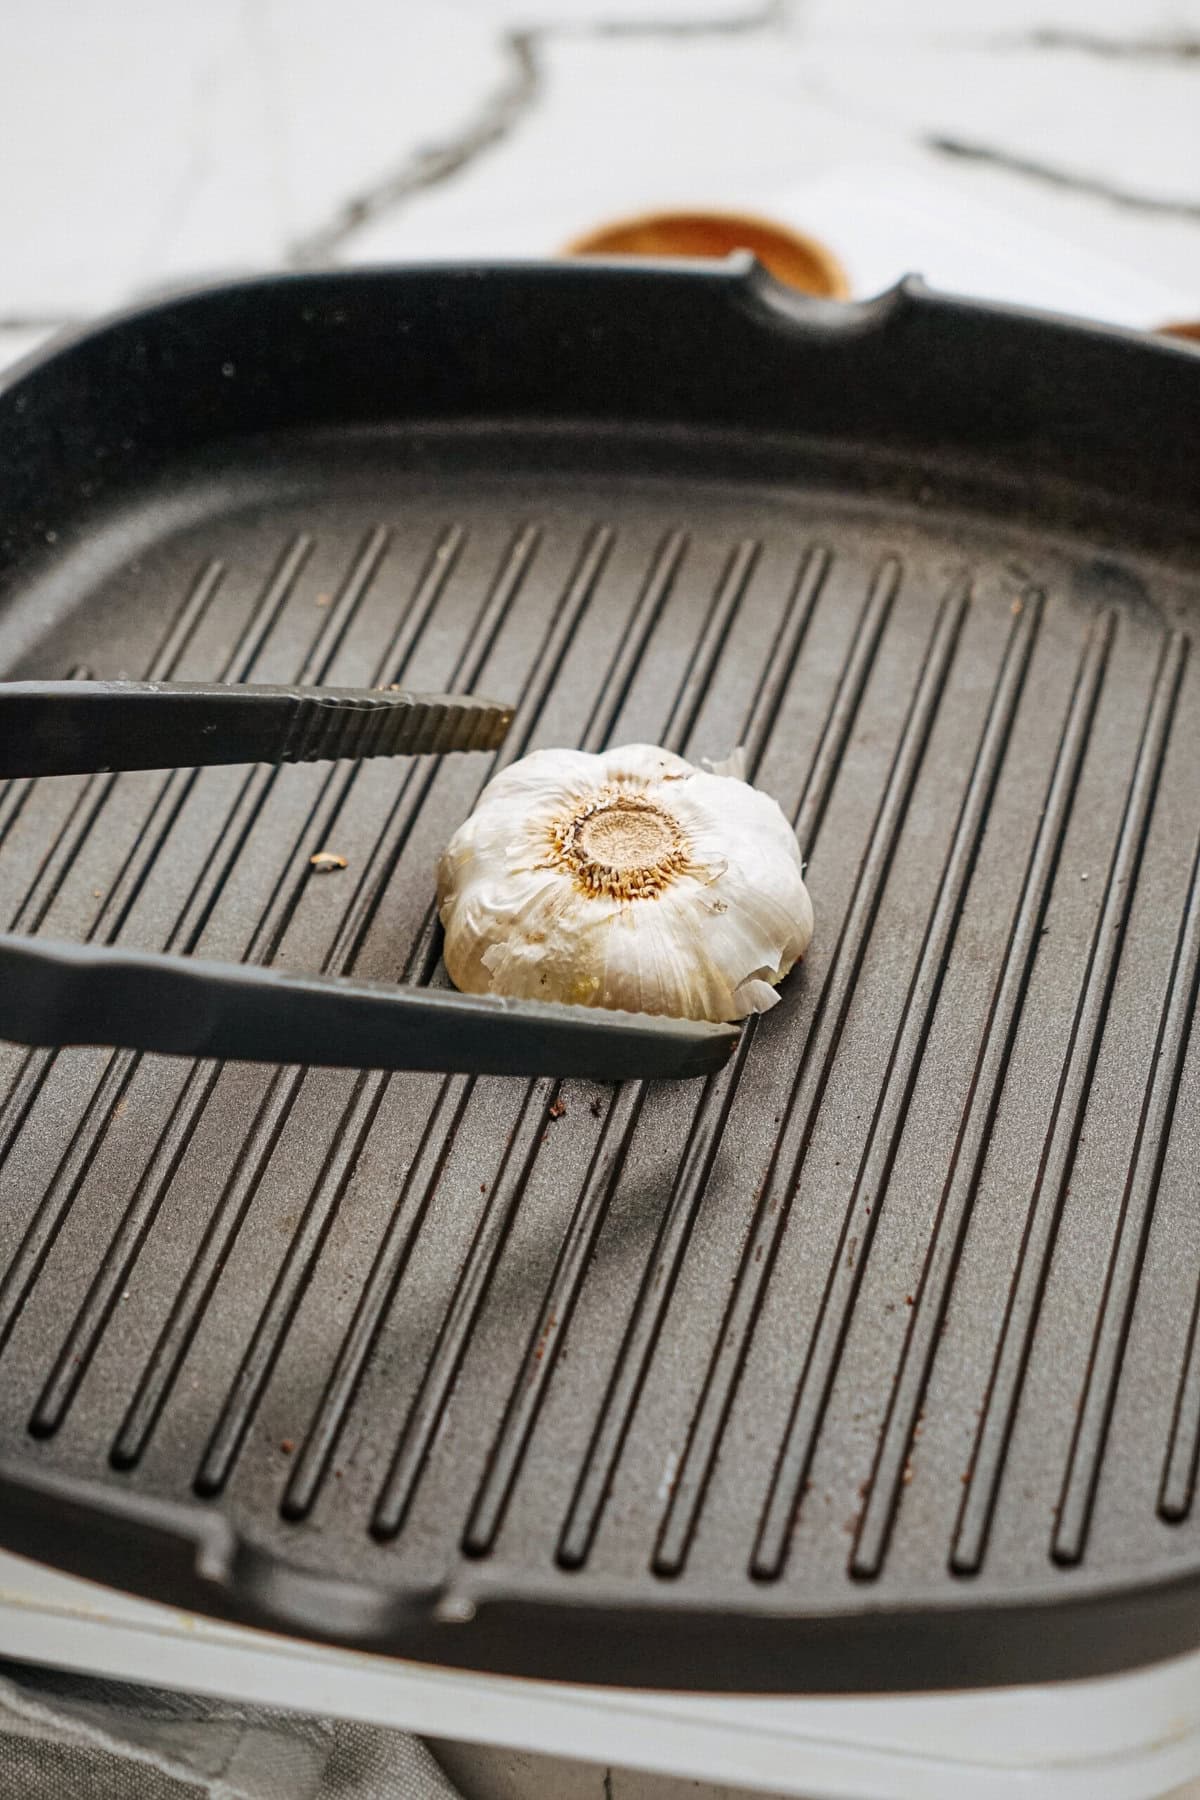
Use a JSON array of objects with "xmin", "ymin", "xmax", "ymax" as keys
[{"xmin": 0, "ymin": 260, "xmax": 1199, "ymax": 1694}]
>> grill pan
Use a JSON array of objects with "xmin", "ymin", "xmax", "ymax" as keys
[{"xmin": 0, "ymin": 260, "xmax": 1199, "ymax": 1694}]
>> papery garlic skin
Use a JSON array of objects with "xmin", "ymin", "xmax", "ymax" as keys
[{"xmin": 437, "ymin": 744, "xmax": 813, "ymax": 1024}]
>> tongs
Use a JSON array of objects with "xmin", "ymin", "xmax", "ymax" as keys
[{"xmin": 0, "ymin": 681, "xmax": 736, "ymax": 1080}]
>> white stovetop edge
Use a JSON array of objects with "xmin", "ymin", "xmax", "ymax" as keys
[{"xmin": 0, "ymin": 1547, "xmax": 1198, "ymax": 1800}]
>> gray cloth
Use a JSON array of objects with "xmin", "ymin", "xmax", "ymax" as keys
[{"xmin": 0, "ymin": 1661, "xmax": 463, "ymax": 1800}]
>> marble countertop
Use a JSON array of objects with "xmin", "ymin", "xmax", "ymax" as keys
[{"xmin": 2, "ymin": 0, "xmax": 1199, "ymax": 368}]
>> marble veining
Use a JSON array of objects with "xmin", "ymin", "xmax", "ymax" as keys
[{"xmin": 1, "ymin": 0, "xmax": 1198, "ymax": 369}]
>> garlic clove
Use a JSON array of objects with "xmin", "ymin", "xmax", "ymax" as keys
[
  {"xmin": 734, "ymin": 977, "xmax": 788, "ymax": 1016},
  {"xmin": 702, "ymin": 745, "xmax": 749, "ymax": 781}
]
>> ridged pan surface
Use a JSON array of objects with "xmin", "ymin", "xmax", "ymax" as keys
[{"xmin": 0, "ymin": 265, "xmax": 1198, "ymax": 1692}]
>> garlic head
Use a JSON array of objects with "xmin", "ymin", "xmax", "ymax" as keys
[{"xmin": 436, "ymin": 744, "xmax": 813, "ymax": 1024}]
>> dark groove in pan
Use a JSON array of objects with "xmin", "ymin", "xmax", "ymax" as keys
[
  {"xmin": 4, "ymin": 566, "xmax": 221, "ymax": 937},
  {"xmin": 105, "ymin": 522, "xmax": 522, "ymax": 1466},
  {"xmin": 192, "ymin": 524, "xmax": 608, "ymax": 1494},
  {"xmin": 366, "ymin": 534, "xmax": 759, "ymax": 1539},
  {"xmin": 1057, "ymin": 822, "xmax": 1200, "ymax": 1556},
  {"xmin": 31, "ymin": 528, "xmax": 474, "ymax": 1435},
  {"xmin": 557, "ymin": 554, "xmax": 899, "ymax": 1572},
  {"xmin": 282, "ymin": 529, "xmax": 691, "ymax": 1522},
  {"xmin": 852, "ymin": 612, "xmax": 1118, "ymax": 1579},
  {"xmin": 752, "ymin": 590, "xmax": 1043, "ymax": 1579},
  {"xmin": 461, "ymin": 545, "xmax": 832, "ymax": 1557},
  {"xmin": 370, "ymin": 539, "xmax": 774, "ymax": 1542},
  {"xmin": 952, "ymin": 629, "xmax": 1187, "ymax": 1575},
  {"xmin": 0, "ymin": 543, "xmax": 312, "ymax": 1162},
  {"xmin": 653, "ymin": 581, "xmax": 968, "ymax": 1578},
  {"xmin": 1160, "ymin": 984, "xmax": 1200, "ymax": 1518},
  {"xmin": 0, "ymin": 531, "xmax": 388, "ymax": 1360}
]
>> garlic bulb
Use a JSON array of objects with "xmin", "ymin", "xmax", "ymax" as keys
[{"xmin": 437, "ymin": 743, "xmax": 813, "ymax": 1023}]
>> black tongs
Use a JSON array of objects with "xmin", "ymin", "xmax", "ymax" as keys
[{"xmin": 0, "ymin": 681, "xmax": 736, "ymax": 1080}]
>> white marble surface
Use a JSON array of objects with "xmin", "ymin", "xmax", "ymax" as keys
[{"xmin": 1, "ymin": 0, "xmax": 1199, "ymax": 372}]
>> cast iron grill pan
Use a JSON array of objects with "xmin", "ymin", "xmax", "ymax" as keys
[{"xmin": 0, "ymin": 263, "xmax": 1198, "ymax": 1692}]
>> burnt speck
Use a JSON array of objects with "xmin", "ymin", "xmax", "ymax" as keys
[{"xmin": 549, "ymin": 1098, "xmax": 566, "ymax": 1120}]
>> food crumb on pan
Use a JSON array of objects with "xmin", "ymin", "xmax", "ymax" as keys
[
  {"xmin": 310, "ymin": 851, "xmax": 347, "ymax": 874},
  {"xmin": 549, "ymin": 1098, "xmax": 566, "ymax": 1120}
]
